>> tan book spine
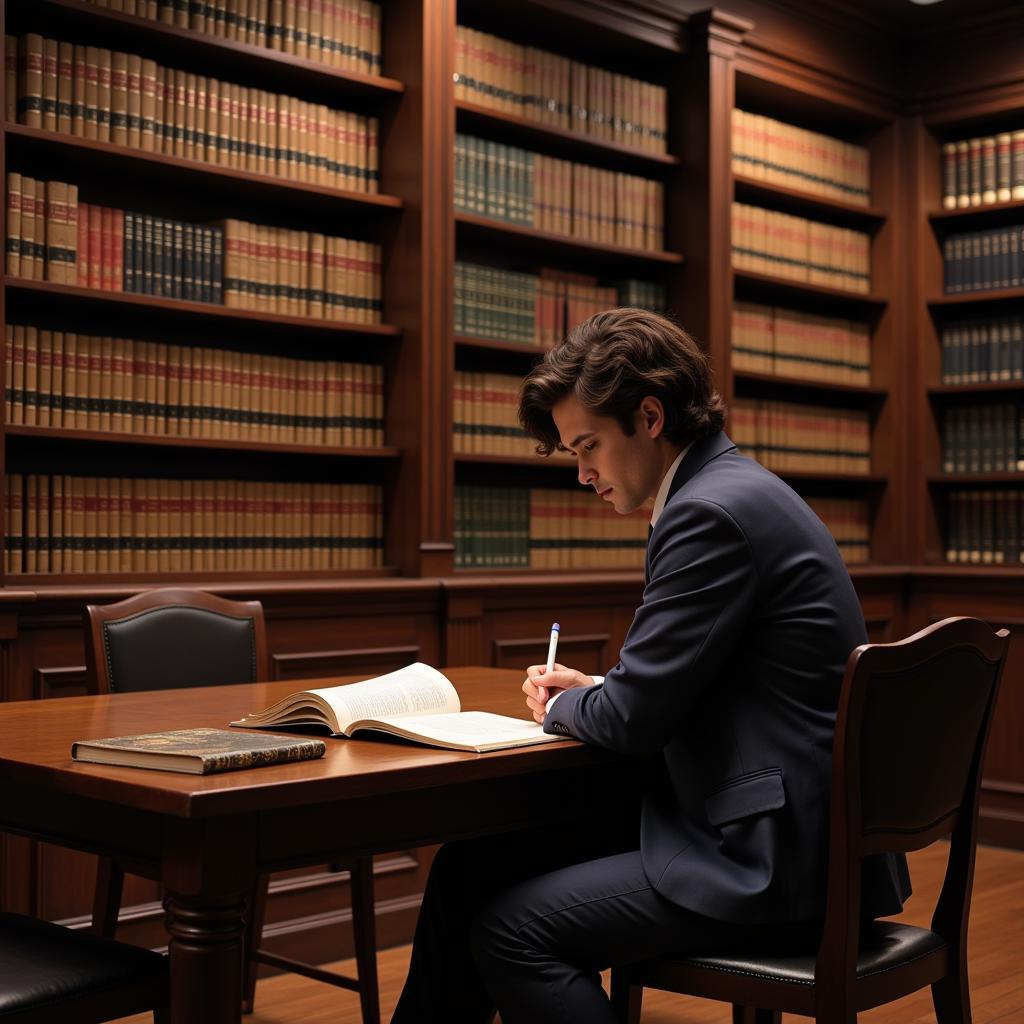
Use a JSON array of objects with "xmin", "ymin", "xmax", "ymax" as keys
[
  {"xmin": 40, "ymin": 36, "xmax": 58, "ymax": 132},
  {"xmin": 110, "ymin": 50, "xmax": 128, "ymax": 145},
  {"xmin": 5, "ymin": 35, "xmax": 16, "ymax": 124},
  {"xmin": 18, "ymin": 34, "xmax": 44, "ymax": 129},
  {"xmin": 309, "ymin": 0, "xmax": 324, "ymax": 61},
  {"xmin": 7, "ymin": 324, "xmax": 23, "ymax": 426},
  {"xmin": 36, "ymin": 329, "xmax": 53, "ymax": 428},
  {"xmin": 43, "ymin": 180, "xmax": 63, "ymax": 284},
  {"xmin": 21, "ymin": 325, "xmax": 38, "ymax": 426},
  {"xmin": 55, "ymin": 40, "xmax": 74, "ymax": 135},
  {"xmin": 96, "ymin": 48, "xmax": 112, "ymax": 142},
  {"xmin": 24, "ymin": 474, "xmax": 40, "ymax": 574},
  {"xmin": 6, "ymin": 171, "xmax": 22, "ymax": 278},
  {"xmin": 6, "ymin": 474, "xmax": 22, "ymax": 574}
]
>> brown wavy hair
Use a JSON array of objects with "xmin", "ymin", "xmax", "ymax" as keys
[{"xmin": 518, "ymin": 308, "xmax": 726, "ymax": 455}]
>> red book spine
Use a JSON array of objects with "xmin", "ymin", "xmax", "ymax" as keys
[
  {"xmin": 77, "ymin": 201, "xmax": 90, "ymax": 286},
  {"xmin": 100, "ymin": 206, "xmax": 113, "ymax": 291},
  {"xmin": 112, "ymin": 208, "xmax": 124, "ymax": 292},
  {"xmin": 88, "ymin": 204, "xmax": 102, "ymax": 290}
]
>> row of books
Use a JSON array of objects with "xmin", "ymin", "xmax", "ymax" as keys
[
  {"xmin": 81, "ymin": 0, "xmax": 383, "ymax": 75},
  {"xmin": 453, "ymin": 25, "xmax": 667, "ymax": 154},
  {"xmin": 942, "ymin": 227, "xmax": 1024, "ymax": 294},
  {"xmin": 6, "ymin": 324, "xmax": 385, "ymax": 447},
  {"xmin": 10, "ymin": 34, "xmax": 379, "ymax": 191},
  {"xmin": 454, "ymin": 371, "xmax": 532, "ymax": 458},
  {"xmin": 452, "ymin": 371, "xmax": 572, "ymax": 463},
  {"xmin": 4, "ymin": 476, "xmax": 384, "ymax": 575},
  {"xmin": 221, "ymin": 220, "xmax": 381, "ymax": 321},
  {"xmin": 454, "ymin": 485, "xmax": 648, "ymax": 570},
  {"xmin": 942, "ymin": 404, "xmax": 1024, "ymax": 474},
  {"xmin": 454, "ymin": 261, "xmax": 665, "ymax": 346},
  {"xmin": 941, "ymin": 318, "xmax": 1024, "ymax": 384},
  {"xmin": 6, "ymin": 176, "xmax": 383, "ymax": 321},
  {"xmin": 941, "ymin": 132, "xmax": 1024, "ymax": 209},
  {"xmin": 7, "ymin": 177, "xmax": 226, "ymax": 301},
  {"xmin": 731, "ymin": 109, "xmax": 871, "ymax": 207},
  {"xmin": 803, "ymin": 496, "xmax": 871, "ymax": 564},
  {"xmin": 730, "ymin": 399, "xmax": 871, "ymax": 474},
  {"xmin": 731, "ymin": 202, "xmax": 871, "ymax": 295},
  {"xmin": 945, "ymin": 490, "xmax": 1023, "ymax": 565},
  {"xmin": 455, "ymin": 134, "xmax": 664, "ymax": 250},
  {"xmin": 731, "ymin": 301, "xmax": 871, "ymax": 386}
]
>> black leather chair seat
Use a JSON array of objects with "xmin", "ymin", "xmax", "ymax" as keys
[
  {"xmin": 0, "ymin": 913, "xmax": 167, "ymax": 1016},
  {"xmin": 638, "ymin": 922, "xmax": 947, "ymax": 987}
]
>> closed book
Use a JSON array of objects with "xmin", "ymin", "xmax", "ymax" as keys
[{"xmin": 72, "ymin": 727, "xmax": 326, "ymax": 774}]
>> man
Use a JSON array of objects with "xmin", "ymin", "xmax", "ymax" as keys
[{"xmin": 392, "ymin": 308, "xmax": 909, "ymax": 1023}]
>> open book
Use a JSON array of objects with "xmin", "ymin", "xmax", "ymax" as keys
[{"xmin": 230, "ymin": 663, "xmax": 566, "ymax": 753}]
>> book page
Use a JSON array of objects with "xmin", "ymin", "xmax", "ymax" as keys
[
  {"xmin": 315, "ymin": 663, "xmax": 461, "ymax": 732},
  {"xmin": 350, "ymin": 710, "xmax": 561, "ymax": 751}
]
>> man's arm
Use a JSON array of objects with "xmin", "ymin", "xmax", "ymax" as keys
[{"xmin": 542, "ymin": 497, "xmax": 757, "ymax": 755}]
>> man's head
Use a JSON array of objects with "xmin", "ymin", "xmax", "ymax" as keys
[{"xmin": 518, "ymin": 308, "xmax": 726, "ymax": 514}]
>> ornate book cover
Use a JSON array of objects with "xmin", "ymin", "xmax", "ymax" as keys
[{"xmin": 72, "ymin": 727, "xmax": 326, "ymax": 774}]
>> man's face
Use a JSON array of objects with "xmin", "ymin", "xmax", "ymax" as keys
[{"xmin": 551, "ymin": 394, "xmax": 664, "ymax": 515}]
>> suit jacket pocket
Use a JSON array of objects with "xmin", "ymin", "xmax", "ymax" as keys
[{"xmin": 704, "ymin": 768, "xmax": 786, "ymax": 827}]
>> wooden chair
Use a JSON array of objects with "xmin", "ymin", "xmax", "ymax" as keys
[
  {"xmin": 0, "ymin": 911, "xmax": 168, "ymax": 1023},
  {"xmin": 609, "ymin": 615, "xmax": 1010, "ymax": 1024},
  {"xmin": 84, "ymin": 587, "xmax": 380, "ymax": 1024}
]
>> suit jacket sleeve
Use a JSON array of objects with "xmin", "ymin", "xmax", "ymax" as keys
[{"xmin": 543, "ymin": 497, "xmax": 758, "ymax": 755}]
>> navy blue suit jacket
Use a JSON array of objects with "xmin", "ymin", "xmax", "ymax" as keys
[{"xmin": 544, "ymin": 431, "xmax": 910, "ymax": 925}]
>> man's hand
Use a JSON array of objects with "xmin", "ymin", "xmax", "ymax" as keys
[{"xmin": 522, "ymin": 663, "xmax": 594, "ymax": 724}]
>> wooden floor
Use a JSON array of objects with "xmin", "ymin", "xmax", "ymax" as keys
[{"xmin": 116, "ymin": 842, "xmax": 1024, "ymax": 1023}]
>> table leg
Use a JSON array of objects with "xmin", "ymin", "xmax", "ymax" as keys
[{"xmin": 164, "ymin": 891, "xmax": 247, "ymax": 1024}]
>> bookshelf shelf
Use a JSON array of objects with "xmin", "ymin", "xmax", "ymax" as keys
[
  {"xmin": 4, "ymin": 426, "xmax": 402, "ymax": 461},
  {"xmin": 8, "ymin": 568, "xmax": 401, "ymax": 586},
  {"xmin": 4, "ymin": 280, "xmax": 403, "ymax": 340},
  {"xmin": 928, "ymin": 382, "xmax": 1024, "ymax": 396},
  {"xmin": 733, "ymin": 174, "xmax": 887, "ymax": 228},
  {"xmin": 455, "ymin": 213, "xmax": 684, "ymax": 267},
  {"xmin": 5, "ymin": 124, "xmax": 404, "ymax": 215},
  {"xmin": 733, "ymin": 370, "xmax": 887, "ymax": 401},
  {"xmin": 733, "ymin": 270, "xmax": 887, "ymax": 313},
  {"xmin": 928, "ymin": 473, "xmax": 1024, "ymax": 485},
  {"xmin": 454, "ymin": 335, "xmax": 547, "ymax": 357},
  {"xmin": 455, "ymin": 454, "xmax": 575, "ymax": 469},
  {"xmin": 455, "ymin": 101, "xmax": 680, "ymax": 175},
  {"xmin": 928, "ymin": 199, "xmax": 1024, "ymax": 230},
  {"xmin": 927, "ymin": 287, "xmax": 1024, "ymax": 307},
  {"xmin": 9, "ymin": 0, "xmax": 406, "ymax": 103},
  {"xmin": 775, "ymin": 471, "xmax": 887, "ymax": 485}
]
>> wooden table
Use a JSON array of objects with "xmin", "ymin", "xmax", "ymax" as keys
[{"xmin": 0, "ymin": 667, "xmax": 628, "ymax": 1024}]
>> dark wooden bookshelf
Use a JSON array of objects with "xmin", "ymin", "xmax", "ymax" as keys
[
  {"xmin": 733, "ymin": 370, "xmax": 887, "ymax": 401},
  {"xmin": 4, "ymin": 426, "xmax": 402, "ymax": 461},
  {"xmin": 927, "ymin": 473, "xmax": 1024, "ymax": 485},
  {"xmin": 733, "ymin": 269, "xmax": 887, "ymax": 312},
  {"xmin": 4, "ymin": 279, "xmax": 402, "ymax": 339},
  {"xmin": 774, "ymin": 471, "xmax": 888, "ymax": 486},
  {"xmin": 928, "ymin": 382, "xmax": 1024, "ymax": 396},
  {"xmin": 733, "ymin": 173, "xmax": 887, "ymax": 228},
  {"xmin": 455, "ymin": 212, "xmax": 684, "ymax": 267},
  {"xmin": 8, "ymin": 0, "xmax": 406, "ymax": 103},
  {"xmin": 8, "ymin": 567, "xmax": 400, "ymax": 587},
  {"xmin": 6, "ymin": 124, "xmax": 404, "ymax": 216},
  {"xmin": 455, "ymin": 100, "xmax": 680, "ymax": 175},
  {"xmin": 928, "ymin": 199, "xmax": 1024, "ymax": 230},
  {"xmin": 454, "ymin": 335, "xmax": 547, "ymax": 357},
  {"xmin": 454, "ymin": 454, "xmax": 575, "ymax": 469},
  {"xmin": 927, "ymin": 287, "xmax": 1024, "ymax": 306}
]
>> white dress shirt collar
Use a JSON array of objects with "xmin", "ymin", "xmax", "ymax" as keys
[{"xmin": 650, "ymin": 445, "xmax": 690, "ymax": 528}]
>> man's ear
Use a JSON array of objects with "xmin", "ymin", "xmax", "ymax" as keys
[{"xmin": 639, "ymin": 396, "xmax": 665, "ymax": 438}]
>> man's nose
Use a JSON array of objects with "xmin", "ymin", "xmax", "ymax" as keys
[{"xmin": 578, "ymin": 460, "xmax": 594, "ymax": 487}]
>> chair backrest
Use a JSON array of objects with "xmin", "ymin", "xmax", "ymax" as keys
[
  {"xmin": 85, "ymin": 588, "xmax": 270, "ymax": 694},
  {"xmin": 817, "ymin": 616, "xmax": 1009, "ymax": 999}
]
